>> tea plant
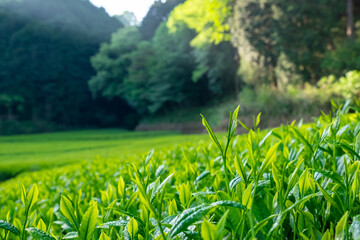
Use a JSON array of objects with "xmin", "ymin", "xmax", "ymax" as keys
[{"xmin": 1, "ymin": 104, "xmax": 360, "ymax": 239}]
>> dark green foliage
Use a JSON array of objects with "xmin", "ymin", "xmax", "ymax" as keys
[
  {"xmin": 26, "ymin": 228, "xmax": 55, "ymax": 240},
  {"xmin": 139, "ymin": 0, "xmax": 185, "ymax": 40},
  {"xmin": 232, "ymin": 0, "xmax": 346, "ymax": 85},
  {"xmin": 124, "ymin": 41, "xmax": 155, "ymax": 112},
  {"xmin": 1, "ymin": 0, "xmax": 360, "ymax": 132},
  {"xmin": 322, "ymin": 39, "xmax": 360, "ymax": 76},
  {"xmin": 0, "ymin": 220, "xmax": 20, "ymax": 235},
  {"xmin": 127, "ymin": 22, "xmax": 201, "ymax": 113},
  {"xmin": 89, "ymin": 27, "xmax": 142, "ymax": 98},
  {"xmin": 232, "ymin": 0, "xmax": 280, "ymax": 87},
  {"xmin": 90, "ymin": 23, "xmax": 211, "ymax": 114},
  {"xmin": 192, "ymin": 42, "xmax": 239, "ymax": 97},
  {"xmin": 276, "ymin": 0, "xmax": 346, "ymax": 82},
  {"xmin": 141, "ymin": 23, "xmax": 200, "ymax": 113},
  {"xmin": 0, "ymin": 0, "xmax": 139, "ymax": 131}
]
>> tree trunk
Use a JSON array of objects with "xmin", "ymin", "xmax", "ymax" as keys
[
  {"xmin": 347, "ymin": 0, "xmax": 354, "ymax": 38},
  {"xmin": 269, "ymin": 63, "xmax": 277, "ymax": 89},
  {"xmin": 233, "ymin": 50, "xmax": 240, "ymax": 99}
]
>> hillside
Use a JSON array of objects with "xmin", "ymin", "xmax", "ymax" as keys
[{"xmin": 0, "ymin": 0, "xmax": 136, "ymax": 129}]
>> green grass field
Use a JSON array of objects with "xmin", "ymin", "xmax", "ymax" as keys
[{"xmin": 0, "ymin": 129, "xmax": 212, "ymax": 180}]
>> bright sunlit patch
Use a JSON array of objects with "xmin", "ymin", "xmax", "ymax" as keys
[{"xmin": 89, "ymin": 0, "xmax": 155, "ymax": 20}]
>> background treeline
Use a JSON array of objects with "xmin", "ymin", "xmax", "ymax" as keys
[
  {"xmin": 0, "ymin": 0, "xmax": 138, "ymax": 133},
  {"xmin": 0, "ymin": 0, "xmax": 360, "ymax": 134},
  {"xmin": 90, "ymin": 0, "xmax": 360, "ymax": 124},
  {"xmin": 89, "ymin": 0, "xmax": 239, "ymax": 116}
]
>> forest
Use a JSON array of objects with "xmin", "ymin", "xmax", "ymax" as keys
[{"xmin": 0, "ymin": 0, "xmax": 359, "ymax": 133}]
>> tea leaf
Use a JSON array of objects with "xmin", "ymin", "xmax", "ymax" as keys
[
  {"xmin": 291, "ymin": 127, "xmax": 314, "ymax": 155},
  {"xmin": 335, "ymin": 211, "xmax": 348, "ymax": 240},
  {"xmin": 25, "ymin": 184, "xmax": 39, "ymax": 214},
  {"xmin": 201, "ymin": 219, "xmax": 217, "ymax": 240},
  {"xmin": 169, "ymin": 204, "xmax": 214, "ymax": 238},
  {"xmin": 229, "ymin": 176, "xmax": 242, "ymax": 190},
  {"xmin": 63, "ymin": 232, "xmax": 78, "ymax": 239},
  {"xmin": 60, "ymin": 195, "xmax": 79, "ymax": 231},
  {"xmin": 128, "ymin": 217, "xmax": 138, "ymax": 240},
  {"xmin": 99, "ymin": 220, "xmax": 128, "ymax": 229},
  {"xmin": 316, "ymin": 182, "xmax": 342, "ymax": 213},
  {"xmin": 201, "ymin": 114, "xmax": 223, "ymax": 153},
  {"xmin": 26, "ymin": 228, "xmax": 56, "ymax": 240},
  {"xmin": 0, "ymin": 220, "xmax": 20, "ymax": 235},
  {"xmin": 99, "ymin": 232, "xmax": 110, "ymax": 240},
  {"xmin": 79, "ymin": 202, "xmax": 99, "ymax": 240}
]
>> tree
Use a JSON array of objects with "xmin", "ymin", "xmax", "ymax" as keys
[
  {"xmin": 145, "ymin": 23, "xmax": 200, "ymax": 113},
  {"xmin": 124, "ymin": 41, "xmax": 155, "ymax": 113},
  {"xmin": 116, "ymin": 11, "xmax": 138, "ymax": 26},
  {"xmin": 231, "ymin": 0, "xmax": 345, "ymax": 86},
  {"xmin": 89, "ymin": 27, "xmax": 142, "ymax": 98},
  {"xmin": 126, "ymin": 23, "xmax": 206, "ymax": 113},
  {"xmin": 168, "ymin": 0, "xmax": 240, "ymax": 96},
  {"xmin": 321, "ymin": 38, "xmax": 360, "ymax": 76},
  {"xmin": 276, "ymin": 0, "xmax": 345, "ymax": 83},
  {"xmin": 231, "ymin": 0, "xmax": 280, "ymax": 88},
  {"xmin": 167, "ymin": 0, "xmax": 233, "ymax": 47},
  {"xmin": 0, "ymin": 0, "xmax": 129, "ymax": 127},
  {"xmin": 347, "ymin": 0, "xmax": 354, "ymax": 38},
  {"xmin": 192, "ymin": 42, "xmax": 239, "ymax": 96},
  {"xmin": 140, "ymin": 0, "xmax": 185, "ymax": 40},
  {"xmin": 90, "ymin": 20, "xmax": 212, "ymax": 114},
  {"xmin": 0, "ymin": 95, "xmax": 24, "ymax": 120}
]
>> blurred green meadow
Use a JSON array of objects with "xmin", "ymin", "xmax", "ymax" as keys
[{"xmin": 0, "ymin": 129, "xmax": 212, "ymax": 180}]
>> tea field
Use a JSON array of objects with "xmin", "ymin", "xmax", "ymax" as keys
[
  {"xmin": 0, "ymin": 130, "xmax": 210, "ymax": 180},
  {"xmin": 1, "ymin": 105, "xmax": 360, "ymax": 239}
]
